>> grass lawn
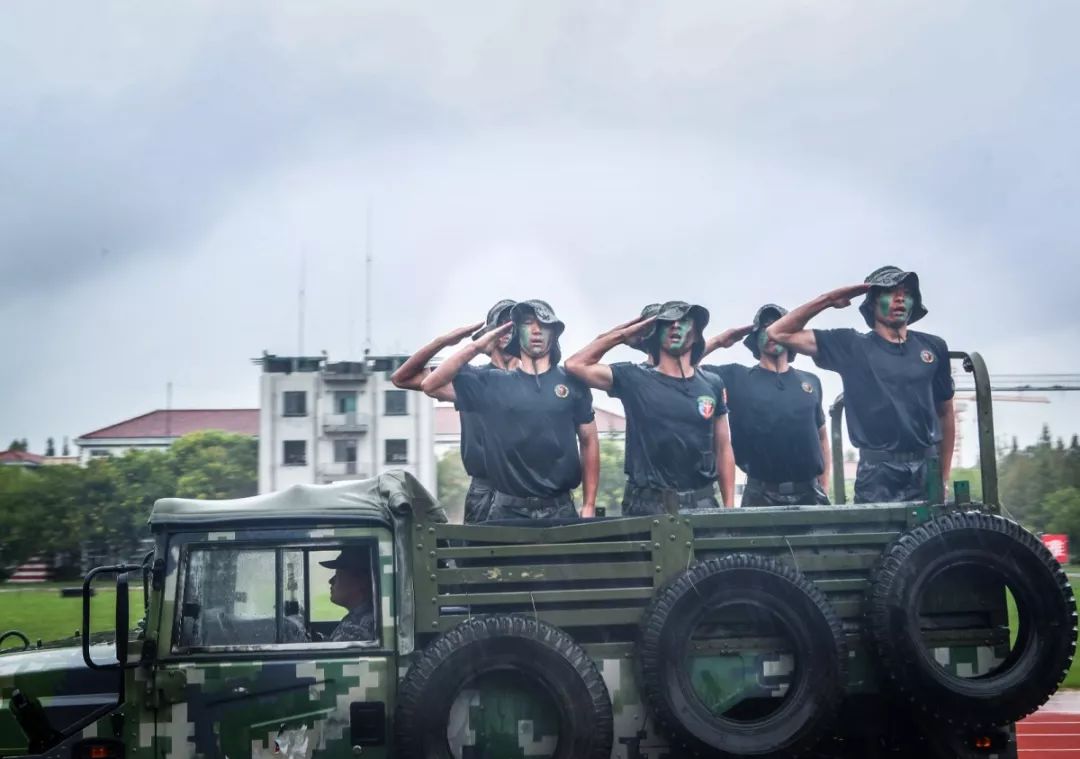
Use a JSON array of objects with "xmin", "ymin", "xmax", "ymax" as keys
[{"xmin": 0, "ymin": 583, "xmax": 144, "ymax": 648}]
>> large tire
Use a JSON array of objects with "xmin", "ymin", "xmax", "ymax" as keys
[
  {"xmin": 637, "ymin": 554, "xmax": 847, "ymax": 758},
  {"xmin": 395, "ymin": 614, "xmax": 613, "ymax": 759},
  {"xmin": 867, "ymin": 510, "xmax": 1077, "ymax": 727}
]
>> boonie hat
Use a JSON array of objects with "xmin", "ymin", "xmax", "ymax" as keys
[{"xmin": 858, "ymin": 265, "xmax": 928, "ymax": 328}]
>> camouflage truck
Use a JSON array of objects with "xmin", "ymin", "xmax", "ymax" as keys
[{"xmin": 1, "ymin": 351, "xmax": 1077, "ymax": 759}]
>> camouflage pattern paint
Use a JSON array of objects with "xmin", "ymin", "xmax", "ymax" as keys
[
  {"xmin": 659, "ymin": 318, "xmax": 693, "ymax": 356},
  {"xmin": 518, "ymin": 320, "xmax": 553, "ymax": 359}
]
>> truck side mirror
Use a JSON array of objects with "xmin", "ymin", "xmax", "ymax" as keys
[{"xmin": 115, "ymin": 572, "xmax": 129, "ymax": 667}]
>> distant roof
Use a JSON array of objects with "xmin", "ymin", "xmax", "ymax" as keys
[
  {"xmin": 0, "ymin": 449, "xmax": 45, "ymax": 466},
  {"xmin": 78, "ymin": 409, "xmax": 259, "ymax": 441},
  {"xmin": 435, "ymin": 404, "xmax": 625, "ymax": 436}
]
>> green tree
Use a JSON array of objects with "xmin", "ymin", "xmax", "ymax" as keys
[
  {"xmin": 170, "ymin": 431, "xmax": 257, "ymax": 500},
  {"xmin": 7, "ymin": 439, "xmax": 27, "ymax": 452},
  {"xmin": 436, "ymin": 449, "xmax": 469, "ymax": 523},
  {"xmin": 595, "ymin": 439, "xmax": 627, "ymax": 516},
  {"xmin": 45, "ymin": 437, "xmax": 56, "ymax": 457},
  {"xmin": 1043, "ymin": 487, "xmax": 1080, "ymax": 549}
]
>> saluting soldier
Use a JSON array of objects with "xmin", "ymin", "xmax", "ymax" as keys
[
  {"xmin": 566, "ymin": 300, "xmax": 736, "ymax": 514},
  {"xmin": 422, "ymin": 300, "xmax": 600, "ymax": 520},
  {"xmin": 699, "ymin": 305, "xmax": 831, "ymax": 506},
  {"xmin": 768, "ymin": 266, "xmax": 955, "ymax": 503},
  {"xmin": 391, "ymin": 299, "xmax": 518, "ymax": 523}
]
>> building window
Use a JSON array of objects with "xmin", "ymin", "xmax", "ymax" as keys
[
  {"xmin": 89, "ymin": 449, "xmax": 111, "ymax": 458},
  {"xmin": 334, "ymin": 439, "xmax": 358, "ymax": 464},
  {"xmin": 283, "ymin": 391, "xmax": 307, "ymax": 417},
  {"xmin": 334, "ymin": 391, "xmax": 357, "ymax": 414},
  {"xmin": 385, "ymin": 439, "xmax": 408, "ymax": 464},
  {"xmin": 384, "ymin": 390, "xmax": 407, "ymax": 416},
  {"xmin": 283, "ymin": 440, "xmax": 307, "ymax": 466}
]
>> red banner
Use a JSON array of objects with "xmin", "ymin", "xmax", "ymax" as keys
[{"xmin": 1042, "ymin": 534, "xmax": 1069, "ymax": 564}]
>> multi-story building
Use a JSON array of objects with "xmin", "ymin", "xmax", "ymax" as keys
[{"xmin": 255, "ymin": 352, "xmax": 435, "ymax": 494}]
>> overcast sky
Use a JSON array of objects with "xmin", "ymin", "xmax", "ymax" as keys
[{"xmin": 3, "ymin": 2, "xmax": 1079, "ymax": 465}]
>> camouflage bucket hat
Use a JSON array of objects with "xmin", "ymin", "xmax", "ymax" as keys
[
  {"xmin": 628, "ymin": 302, "xmax": 663, "ymax": 353},
  {"xmin": 648, "ymin": 300, "xmax": 710, "ymax": 364},
  {"xmin": 743, "ymin": 303, "xmax": 796, "ymax": 361},
  {"xmin": 858, "ymin": 265, "xmax": 928, "ymax": 328},
  {"xmin": 472, "ymin": 299, "xmax": 516, "ymax": 341},
  {"xmin": 508, "ymin": 299, "xmax": 566, "ymax": 360}
]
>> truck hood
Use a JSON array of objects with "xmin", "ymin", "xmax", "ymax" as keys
[{"xmin": 0, "ymin": 644, "xmax": 119, "ymax": 753}]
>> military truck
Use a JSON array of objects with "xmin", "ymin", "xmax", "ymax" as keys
[{"xmin": 1, "ymin": 351, "xmax": 1076, "ymax": 758}]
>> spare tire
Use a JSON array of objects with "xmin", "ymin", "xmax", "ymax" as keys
[
  {"xmin": 395, "ymin": 614, "xmax": 613, "ymax": 759},
  {"xmin": 637, "ymin": 554, "xmax": 847, "ymax": 758},
  {"xmin": 867, "ymin": 510, "xmax": 1077, "ymax": 727}
]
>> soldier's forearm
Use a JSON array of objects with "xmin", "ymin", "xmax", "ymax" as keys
[
  {"xmin": 768, "ymin": 294, "xmax": 830, "ymax": 342},
  {"xmin": 421, "ymin": 343, "xmax": 481, "ymax": 394},
  {"xmin": 392, "ymin": 334, "xmax": 453, "ymax": 389}
]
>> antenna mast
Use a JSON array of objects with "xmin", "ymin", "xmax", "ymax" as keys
[
  {"xmin": 298, "ymin": 250, "xmax": 306, "ymax": 355},
  {"xmin": 365, "ymin": 203, "xmax": 373, "ymax": 356}
]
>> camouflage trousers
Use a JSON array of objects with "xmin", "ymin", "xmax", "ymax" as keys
[
  {"xmin": 463, "ymin": 477, "xmax": 496, "ymax": 524},
  {"xmin": 622, "ymin": 483, "xmax": 720, "ymax": 516},
  {"xmin": 487, "ymin": 491, "xmax": 578, "ymax": 520},
  {"xmin": 854, "ymin": 453, "xmax": 934, "ymax": 503},
  {"xmin": 741, "ymin": 477, "xmax": 830, "ymax": 507}
]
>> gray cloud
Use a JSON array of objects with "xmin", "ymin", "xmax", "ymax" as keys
[{"xmin": 2, "ymin": 1, "xmax": 1079, "ymax": 455}]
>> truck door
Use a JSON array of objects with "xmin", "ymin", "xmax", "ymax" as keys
[{"xmin": 153, "ymin": 528, "xmax": 395, "ymax": 758}]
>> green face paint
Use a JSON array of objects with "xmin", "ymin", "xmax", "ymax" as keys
[
  {"xmin": 518, "ymin": 319, "xmax": 553, "ymax": 358},
  {"xmin": 496, "ymin": 317, "xmax": 514, "ymax": 351},
  {"xmin": 660, "ymin": 318, "xmax": 694, "ymax": 355},
  {"xmin": 877, "ymin": 289, "xmax": 915, "ymax": 326},
  {"xmin": 757, "ymin": 329, "xmax": 785, "ymax": 357}
]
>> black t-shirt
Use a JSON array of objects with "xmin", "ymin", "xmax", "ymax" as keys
[
  {"xmin": 609, "ymin": 363, "xmax": 728, "ymax": 490},
  {"xmin": 455, "ymin": 365, "xmax": 492, "ymax": 479},
  {"xmin": 453, "ymin": 365, "xmax": 595, "ymax": 497},
  {"xmin": 813, "ymin": 329, "xmax": 954, "ymax": 452},
  {"xmin": 701, "ymin": 363, "xmax": 825, "ymax": 482},
  {"xmin": 606, "ymin": 361, "xmax": 651, "ymax": 476}
]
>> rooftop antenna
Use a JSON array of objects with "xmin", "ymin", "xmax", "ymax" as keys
[
  {"xmin": 298, "ymin": 249, "xmax": 307, "ymax": 355},
  {"xmin": 365, "ymin": 202, "xmax": 373, "ymax": 357}
]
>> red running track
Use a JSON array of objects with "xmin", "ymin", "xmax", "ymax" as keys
[{"xmin": 1019, "ymin": 692, "xmax": 1080, "ymax": 756}]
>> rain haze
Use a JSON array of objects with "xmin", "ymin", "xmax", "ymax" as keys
[{"xmin": 3, "ymin": 2, "xmax": 1079, "ymax": 464}]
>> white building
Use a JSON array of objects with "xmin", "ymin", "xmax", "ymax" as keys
[
  {"xmin": 256, "ymin": 352, "xmax": 435, "ymax": 494},
  {"xmin": 75, "ymin": 409, "xmax": 259, "ymax": 464}
]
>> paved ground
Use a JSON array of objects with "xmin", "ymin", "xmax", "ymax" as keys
[{"xmin": 1019, "ymin": 692, "xmax": 1080, "ymax": 755}]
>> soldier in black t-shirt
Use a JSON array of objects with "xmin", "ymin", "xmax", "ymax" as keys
[
  {"xmin": 391, "ymin": 299, "xmax": 519, "ymax": 523},
  {"xmin": 567, "ymin": 301, "xmax": 736, "ymax": 515},
  {"xmin": 768, "ymin": 266, "xmax": 956, "ymax": 503},
  {"xmin": 423, "ymin": 300, "xmax": 599, "ymax": 520},
  {"xmin": 699, "ymin": 304, "xmax": 831, "ymax": 507}
]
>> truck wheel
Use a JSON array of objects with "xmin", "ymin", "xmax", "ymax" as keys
[
  {"xmin": 637, "ymin": 554, "xmax": 847, "ymax": 758},
  {"xmin": 395, "ymin": 614, "xmax": 613, "ymax": 759},
  {"xmin": 867, "ymin": 510, "xmax": 1077, "ymax": 727}
]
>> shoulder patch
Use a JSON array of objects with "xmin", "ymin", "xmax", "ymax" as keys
[
  {"xmin": 920, "ymin": 350, "xmax": 935, "ymax": 364},
  {"xmin": 554, "ymin": 383, "xmax": 570, "ymax": 399},
  {"xmin": 801, "ymin": 381, "xmax": 814, "ymax": 394},
  {"xmin": 697, "ymin": 395, "xmax": 716, "ymax": 419}
]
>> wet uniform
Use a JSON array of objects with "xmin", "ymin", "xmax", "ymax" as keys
[
  {"xmin": 813, "ymin": 328, "xmax": 954, "ymax": 503},
  {"xmin": 608, "ymin": 363, "xmax": 727, "ymax": 515},
  {"xmin": 701, "ymin": 364, "xmax": 829, "ymax": 506},
  {"xmin": 329, "ymin": 601, "xmax": 375, "ymax": 642},
  {"xmin": 456, "ymin": 364, "xmax": 496, "ymax": 523},
  {"xmin": 453, "ymin": 366, "xmax": 594, "ymax": 520}
]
